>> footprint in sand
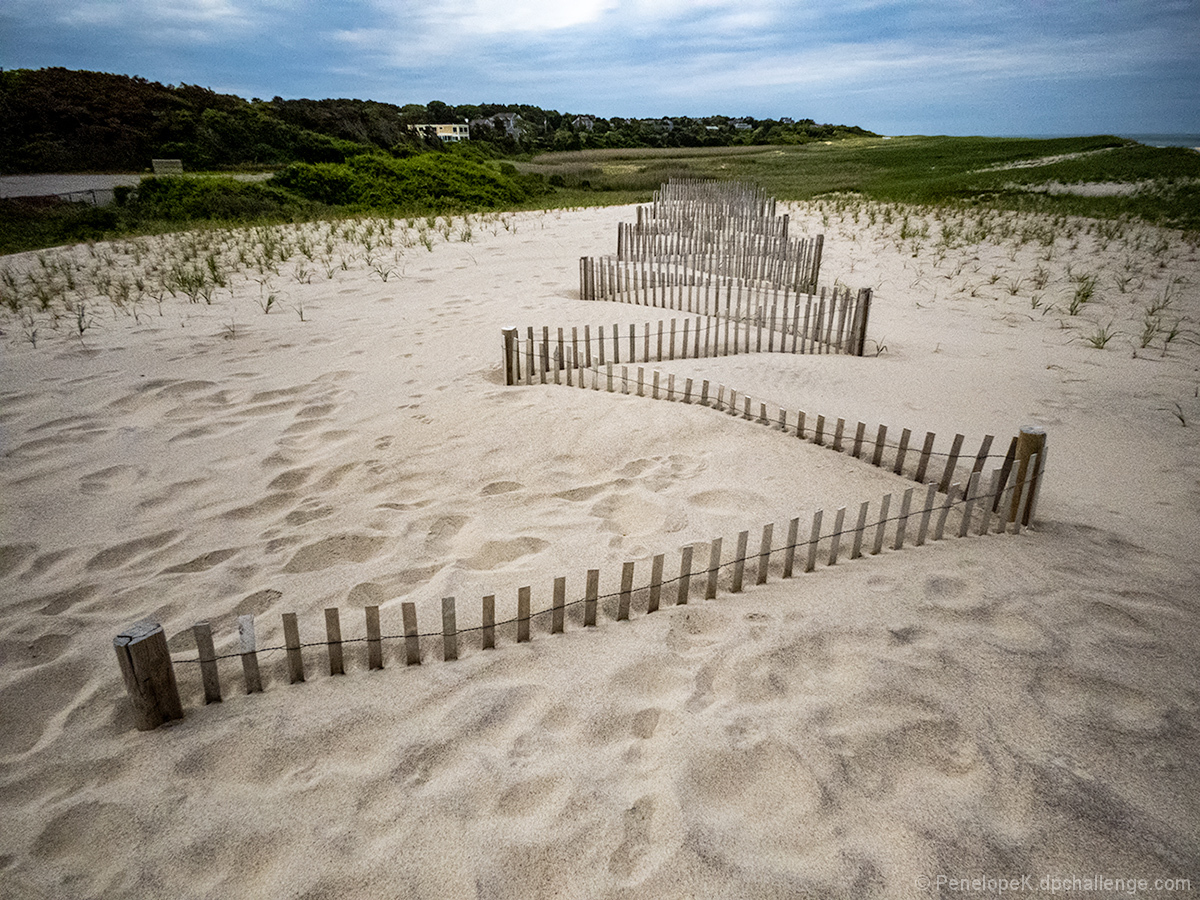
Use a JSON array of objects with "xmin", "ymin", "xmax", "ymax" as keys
[
  {"xmin": 481, "ymin": 481, "xmax": 523, "ymax": 495},
  {"xmin": 283, "ymin": 534, "xmax": 388, "ymax": 573},
  {"xmin": 85, "ymin": 530, "xmax": 180, "ymax": 571},
  {"xmin": 463, "ymin": 536, "xmax": 550, "ymax": 570}
]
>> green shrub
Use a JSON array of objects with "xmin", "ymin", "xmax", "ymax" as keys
[
  {"xmin": 271, "ymin": 153, "xmax": 551, "ymax": 212},
  {"xmin": 128, "ymin": 176, "xmax": 315, "ymax": 221}
]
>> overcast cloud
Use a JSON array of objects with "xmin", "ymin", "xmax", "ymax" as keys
[{"xmin": 2, "ymin": 0, "xmax": 1197, "ymax": 134}]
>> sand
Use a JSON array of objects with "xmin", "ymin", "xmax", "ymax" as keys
[{"xmin": 1, "ymin": 200, "xmax": 1198, "ymax": 898}]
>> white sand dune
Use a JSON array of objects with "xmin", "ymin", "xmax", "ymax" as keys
[{"xmin": 1, "ymin": 201, "xmax": 1198, "ymax": 898}]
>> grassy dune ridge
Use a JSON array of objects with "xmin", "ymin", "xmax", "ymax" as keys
[
  {"xmin": 525, "ymin": 136, "xmax": 1200, "ymax": 229},
  {"xmin": 2, "ymin": 135, "xmax": 1197, "ymax": 256}
]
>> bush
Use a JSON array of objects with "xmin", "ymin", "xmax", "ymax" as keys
[
  {"xmin": 270, "ymin": 152, "xmax": 552, "ymax": 212},
  {"xmin": 128, "ymin": 176, "xmax": 315, "ymax": 221}
]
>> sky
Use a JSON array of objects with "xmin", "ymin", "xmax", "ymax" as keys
[{"xmin": 2, "ymin": 0, "xmax": 1198, "ymax": 136}]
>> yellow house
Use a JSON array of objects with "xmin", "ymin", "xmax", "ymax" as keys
[{"xmin": 412, "ymin": 123, "xmax": 470, "ymax": 142}]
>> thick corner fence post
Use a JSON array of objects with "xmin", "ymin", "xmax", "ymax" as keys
[
  {"xmin": 114, "ymin": 620, "xmax": 183, "ymax": 731},
  {"xmin": 502, "ymin": 326, "xmax": 519, "ymax": 386},
  {"xmin": 1010, "ymin": 426, "xmax": 1047, "ymax": 525}
]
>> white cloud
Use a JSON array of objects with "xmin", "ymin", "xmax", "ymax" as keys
[{"xmin": 58, "ymin": 0, "xmax": 250, "ymax": 30}]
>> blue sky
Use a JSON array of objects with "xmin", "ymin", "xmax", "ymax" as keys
[{"xmin": 3, "ymin": 0, "xmax": 1198, "ymax": 135}]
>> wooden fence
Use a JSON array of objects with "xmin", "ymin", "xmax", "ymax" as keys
[
  {"xmin": 580, "ymin": 177, "xmax": 825, "ymax": 307},
  {"xmin": 503, "ymin": 282, "xmax": 871, "ymax": 386},
  {"xmin": 113, "ymin": 179, "xmax": 1048, "ymax": 730},
  {"xmin": 114, "ymin": 433, "xmax": 1046, "ymax": 731}
]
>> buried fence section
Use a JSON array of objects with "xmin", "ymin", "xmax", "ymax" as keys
[{"xmin": 114, "ymin": 437, "xmax": 1047, "ymax": 730}]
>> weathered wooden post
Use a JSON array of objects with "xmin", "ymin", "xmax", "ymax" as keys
[
  {"xmin": 502, "ymin": 327, "xmax": 519, "ymax": 386},
  {"xmin": 365, "ymin": 605, "xmax": 383, "ymax": 670},
  {"xmin": 517, "ymin": 587, "xmax": 531, "ymax": 643},
  {"xmin": 325, "ymin": 608, "xmax": 344, "ymax": 676},
  {"xmin": 1009, "ymin": 426, "xmax": 1047, "ymax": 525},
  {"xmin": 402, "ymin": 602, "xmax": 420, "ymax": 665},
  {"xmin": 585, "ymin": 569, "xmax": 600, "ymax": 626},
  {"xmin": 114, "ymin": 620, "xmax": 184, "ymax": 731},
  {"xmin": 194, "ymin": 622, "xmax": 221, "ymax": 704},
  {"xmin": 239, "ymin": 614, "xmax": 263, "ymax": 693},
  {"xmin": 442, "ymin": 597, "xmax": 457, "ymax": 661},
  {"xmin": 283, "ymin": 613, "xmax": 304, "ymax": 684},
  {"xmin": 552, "ymin": 576, "xmax": 566, "ymax": 634},
  {"xmin": 618, "ymin": 562, "xmax": 635, "ymax": 621},
  {"xmin": 482, "ymin": 595, "xmax": 496, "ymax": 649}
]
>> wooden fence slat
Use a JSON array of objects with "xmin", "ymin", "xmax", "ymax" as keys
[
  {"xmin": 972, "ymin": 434, "xmax": 995, "ymax": 476},
  {"xmin": 914, "ymin": 431, "xmax": 936, "ymax": 483},
  {"xmin": 705, "ymin": 539, "xmax": 722, "ymax": 599},
  {"xmin": 194, "ymin": 621, "xmax": 221, "ymax": 704},
  {"xmin": 365, "ymin": 606, "xmax": 382, "ymax": 670},
  {"xmin": 894, "ymin": 427, "xmax": 912, "ymax": 476},
  {"xmin": 402, "ymin": 602, "xmax": 420, "ymax": 665},
  {"xmin": 959, "ymin": 470, "xmax": 983, "ymax": 538},
  {"xmin": 482, "ymin": 595, "xmax": 496, "ymax": 649},
  {"xmin": 872, "ymin": 424, "xmax": 887, "ymax": 467},
  {"xmin": 782, "ymin": 517, "xmax": 799, "ymax": 577},
  {"xmin": 518, "ymin": 587, "xmax": 531, "ymax": 642},
  {"xmin": 1026, "ymin": 446, "xmax": 1048, "ymax": 524},
  {"xmin": 853, "ymin": 421, "xmax": 866, "ymax": 458},
  {"xmin": 585, "ymin": 569, "xmax": 600, "ymax": 626},
  {"xmin": 553, "ymin": 576, "xmax": 566, "ymax": 634},
  {"xmin": 872, "ymin": 492, "xmax": 892, "ymax": 555},
  {"xmin": 677, "ymin": 547, "xmax": 693, "ymax": 605},
  {"xmin": 833, "ymin": 418, "xmax": 845, "ymax": 452},
  {"xmin": 239, "ymin": 614, "xmax": 263, "ymax": 693},
  {"xmin": 324, "ymin": 607, "xmax": 344, "ymax": 676},
  {"xmin": 850, "ymin": 500, "xmax": 870, "ymax": 559},
  {"xmin": 618, "ymin": 562, "xmax": 635, "ymax": 620},
  {"xmin": 991, "ymin": 436, "xmax": 1019, "ymax": 512},
  {"xmin": 442, "ymin": 597, "xmax": 457, "ymax": 661},
  {"xmin": 649, "ymin": 554, "xmax": 665, "ymax": 612},
  {"xmin": 939, "ymin": 433, "xmax": 966, "ymax": 493},
  {"xmin": 805, "ymin": 509, "xmax": 823, "ymax": 573},
  {"xmin": 283, "ymin": 612, "xmax": 304, "ymax": 684},
  {"xmin": 756, "ymin": 524, "xmax": 773, "ymax": 585},
  {"xmin": 933, "ymin": 483, "xmax": 961, "ymax": 541},
  {"xmin": 914, "ymin": 482, "xmax": 939, "ymax": 546},
  {"xmin": 1013, "ymin": 451, "xmax": 1040, "ymax": 533},
  {"xmin": 827, "ymin": 507, "xmax": 846, "ymax": 566},
  {"xmin": 731, "ymin": 530, "xmax": 749, "ymax": 592},
  {"xmin": 893, "ymin": 487, "xmax": 915, "ymax": 550}
]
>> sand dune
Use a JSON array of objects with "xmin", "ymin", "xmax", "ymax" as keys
[{"xmin": 1, "ymin": 200, "xmax": 1198, "ymax": 898}]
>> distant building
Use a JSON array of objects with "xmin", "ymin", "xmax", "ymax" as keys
[
  {"xmin": 469, "ymin": 112, "xmax": 523, "ymax": 139},
  {"xmin": 409, "ymin": 123, "xmax": 470, "ymax": 142},
  {"xmin": 780, "ymin": 117, "xmax": 795, "ymax": 125},
  {"xmin": 732, "ymin": 120, "xmax": 753, "ymax": 131},
  {"xmin": 572, "ymin": 115, "xmax": 595, "ymax": 131}
]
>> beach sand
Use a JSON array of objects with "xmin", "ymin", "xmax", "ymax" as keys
[{"xmin": 1, "ymin": 201, "xmax": 1198, "ymax": 898}]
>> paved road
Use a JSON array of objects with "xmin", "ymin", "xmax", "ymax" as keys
[{"xmin": 0, "ymin": 174, "xmax": 144, "ymax": 199}]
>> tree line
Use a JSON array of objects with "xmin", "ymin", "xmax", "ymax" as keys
[{"xmin": 0, "ymin": 68, "xmax": 875, "ymax": 174}]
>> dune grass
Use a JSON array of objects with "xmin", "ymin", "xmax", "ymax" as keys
[
  {"xmin": 3, "ymin": 135, "xmax": 1197, "ymax": 259},
  {"xmin": 525, "ymin": 136, "xmax": 1200, "ymax": 231}
]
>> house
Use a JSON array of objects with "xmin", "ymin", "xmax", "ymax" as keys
[
  {"xmin": 431, "ymin": 123, "xmax": 470, "ymax": 142},
  {"xmin": 469, "ymin": 112, "xmax": 523, "ymax": 139},
  {"xmin": 732, "ymin": 120, "xmax": 753, "ymax": 131},
  {"xmin": 572, "ymin": 115, "xmax": 595, "ymax": 131},
  {"xmin": 408, "ymin": 123, "xmax": 471, "ymax": 142}
]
